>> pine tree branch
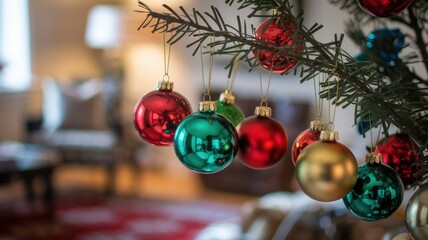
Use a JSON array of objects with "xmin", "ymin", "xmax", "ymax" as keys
[
  {"xmin": 408, "ymin": 5, "xmax": 428, "ymax": 75},
  {"xmin": 136, "ymin": 1, "xmax": 428, "ymax": 166}
]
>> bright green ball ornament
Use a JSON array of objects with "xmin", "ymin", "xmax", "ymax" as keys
[
  {"xmin": 343, "ymin": 153, "xmax": 404, "ymax": 222},
  {"xmin": 215, "ymin": 91, "xmax": 245, "ymax": 126},
  {"xmin": 173, "ymin": 101, "xmax": 239, "ymax": 174}
]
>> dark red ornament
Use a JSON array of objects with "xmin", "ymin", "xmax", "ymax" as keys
[
  {"xmin": 133, "ymin": 81, "xmax": 192, "ymax": 146},
  {"xmin": 237, "ymin": 106, "xmax": 288, "ymax": 169},
  {"xmin": 357, "ymin": 0, "xmax": 413, "ymax": 18},
  {"xmin": 376, "ymin": 133, "xmax": 420, "ymax": 189},
  {"xmin": 254, "ymin": 17, "xmax": 302, "ymax": 73},
  {"xmin": 291, "ymin": 120, "xmax": 325, "ymax": 165}
]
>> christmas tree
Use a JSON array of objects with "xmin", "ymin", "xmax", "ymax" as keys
[{"xmin": 135, "ymin": 0, "xmax": 428, "ymax": 237}]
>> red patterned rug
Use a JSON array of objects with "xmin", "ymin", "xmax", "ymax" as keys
[{"xmin": 0, "ymin": 192, "xmax": 241, "ymax": 240}]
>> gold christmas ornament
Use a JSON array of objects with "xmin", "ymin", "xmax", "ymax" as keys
[
  {"xmin": 295, "ymin": 130, "xmax": 358, "ymax": 202},
  {"xmin": 405, "ymin": 184, "xmax": 428, "ymax": 240}
]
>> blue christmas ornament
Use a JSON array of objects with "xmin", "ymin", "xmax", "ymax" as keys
[{"xmin": 366, "ymin": 28, "xmax": 405, "ymax": 67}]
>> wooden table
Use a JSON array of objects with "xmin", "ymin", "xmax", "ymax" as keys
[{"xmin": 0, "ymin": 143, "xmax": 59, "ymax": 217}]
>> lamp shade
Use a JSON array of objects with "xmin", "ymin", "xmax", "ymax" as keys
[{"xmin": 85, "ymin": 5, "xmax": 122, "ymax": 49}]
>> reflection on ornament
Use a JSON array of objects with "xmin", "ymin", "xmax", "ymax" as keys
[
  {"xmin": 237, "ymin": 106, "xmax": 288, "ymax": 169},
  {"xmin": 173, "ymin": 101, "xmax": 239, "ymax": 174},
  {"xmin": 357, "ymin": 0, "xmax": 413, "ymax": 18},
  {"xmin": 343, "ymin": 154, "xmax": 404, "ymax": 221},
  {"xmin": 405, "ymin": 184, "xmax": 428, "ymax": 240},
  {"xmin": 291, "ymin": 120, "xmax": 325, "ymax": 165},
  {"xmin": 366, "ymin": 28, "xmax": 405, "ymax": 67},
  {"xmin": 376, "ymin": 133, "xmax": 420, "ymax": 189},
  {"xmin": 296, "ymin": 130, "xmax": 358, "ymax": 202},
  {"xmin": 215, "ymin": 91, "xmax": 245, "ymax": 126},
  {"xmin": 133, "ymin": 81, "xmax": 192, "ymax": 146},
  {"xmin": 392, "ymin": 233, "xmax": 412, "ymax": 240},
  {"xmin": 254, "ymin": 17, "xmax": 303, "ymax": 73}
]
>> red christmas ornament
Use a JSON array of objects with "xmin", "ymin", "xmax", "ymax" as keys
[
  {"xmin": 357, "ymin": 0, "xmax": 413, "ymax": 18},
  {"xmin": 237, "ymin": 106, "xmax": 288, "ymax": 169},
  {"xmin": 291, "ymin": 120, "xmax": 326, "ymax": 165},
  {"xmin": 376, "ymin": 133, "xmax": 420, "ymax": 189},
  {"xmin": 254, "ymin": 17, "xmax": 303, "ymax": 73},
  {"xmin": 133, "ymin": 81, "xmax": 192, "ymax": 146}
]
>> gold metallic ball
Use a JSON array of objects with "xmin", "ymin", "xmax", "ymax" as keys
[
  {"xmin": 296, "ymin": 140, "xmax": 358, "ymax": 202},
  {"xmin": 406, "ymin": 184, "xmax": 428, "ymax": 240}
]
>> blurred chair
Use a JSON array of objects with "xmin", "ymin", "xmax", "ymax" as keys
[{"xmin": 28, "ymin": 77, "xmax": 131, "ymax": 195}]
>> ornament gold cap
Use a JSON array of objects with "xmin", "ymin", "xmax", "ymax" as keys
[
  {"xmin": 310, "ymin": 120, "xmax": 326, "ymax": 131},
  {"xmin": 199, "ymin": 101, "xmax": 217, "ymax": 111},
  {"xmin": 157, "ymin": 81, "xmax": 174, "ymax": 91},
  {"xmin": 219, "ymin": 90, "xmax": 236, "ymax": 104},
  {"xmin": 319, "ymin": 130, "xmax": 339, "ymax": 141},
  {"xmin": 254, "ymin": 106, "xmax": 272, "ymax": 117},
  {"xmin": 366, "ymin": 153, "xmax": 382, "ymax": 164}
]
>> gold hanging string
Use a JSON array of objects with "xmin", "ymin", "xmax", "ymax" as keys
[
  {"xmin": 326, "ymin": 72, "xmax": 340, "ymax": 130},
  {"xmin": 227, "ymin": 56, "xmax": 240, "ymax": 92},
  {"xmin": 369, "ymin": 111, "xmax": 375, "ymax": 153},
  {"xmin": 368, "ymin": 111, "xmax": 384, "ymax": 153},
  {"xmin": 163, "ymin": 25, "xmax": 173, "ymax": 82},
  {"xmin": 313, "ymin": 74, "xmax": 324, "ymax": 120},
  {"xmin": 200, "ymin": 37, "xmax": 215, "ymax": 101},
  {"xmin": 259, "ymin": 68, "xmax": 273, "ymax": 106}
]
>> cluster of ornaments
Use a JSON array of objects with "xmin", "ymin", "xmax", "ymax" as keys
[
  {"xmin": 134, "ymin": 81, "xmax": 289, "ymax": 174},
  {"xmin": 134, "ymin": 4, "xmax": 425, "ymax": 236}
]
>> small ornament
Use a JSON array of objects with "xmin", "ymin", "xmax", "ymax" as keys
[
  {"xmin": 296, "ymin": 130, "xmax": 358, "ymax": 202},
  {"xmin": 133, "ymin": 81, "xmax": 192, "ymax": 146},
  {"xmin": 366, "ymin": 28, "xmax": 405, "ymax": 67},
  {"xmin": 357, "ymin": 117, "xmax": 372, "ymax": 137},
  {"xmin": 215, "ymin": 90, "xmax": 245, "ymax": 126},
  {"xmin": 357, "ymin": 0, "xmax": 413, "ymax": 18},
  {"xmin": 291, "ymin": 120, "xmax": 326, "ymax": 165},
  {"xmin": 376, "ymin": 133, "xmax": 420, "ymax": 189},
  {"xmin": 237, "ymin": 106, "xmax": 288, "ymax": 169},
  {"xmin": 254, "ymin": 17, "xmax": 302, "ymax": 73},
  {"xmin": 405, "ymin": 184, "xmax": 428, "ymax": 240},
  {"xmin": 173, "ymin": 101, "xmax": 239, "ymax": 174},
  {"xmin": 343, "ymin": 153, "xmax": 404, "ymax": 221}
]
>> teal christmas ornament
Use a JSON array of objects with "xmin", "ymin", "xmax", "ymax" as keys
[
  {"xmin": 173, "ymin": 101, "xmax": 239, "ymax": 174},
  {"xmin": 215, "ymin": 91, "xmax": 245, "ymax": 126},
  {"xmin": 343, "ymin": 153, "xmax": 404, "ymax": 222}
]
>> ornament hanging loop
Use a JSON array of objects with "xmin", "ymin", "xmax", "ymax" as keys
[
  {"xmin": 326, "ymin": 72, "xmax": 340, "ymax": 127},
  {"xmin": 162, "ymin": 25, "xmax": 173, "ymax": 83},
  {"xmin": 200, "ymin": 35, "xmax": 215, "ymax": 101},
  {"xmin": 259, "ymin": 69, "xmax": 273, "ymax": 107}
]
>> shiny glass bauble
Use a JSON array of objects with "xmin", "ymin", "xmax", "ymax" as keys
[
  {"xmin": 254, "ymin": 18, "xmax": 302, "ymax": 73},
  {"xmin": 366, "ymin": 28, "xmax": 405, "ymax": 67},
  {"xmin": 376, "ymin": 133, "xmax": 420, "ymax": 189},
  {"xmin": 291, "ymin": 129, "xmax": 321, "ymax": 165},
  {"xmin": 357, "ymin": 0, "xmax": 413, "ymax": 18},
  {"xmin": 215, "ymin": 100, "xmax": 245, "ymax": 126},
  {"xmin": 133, "ymin": 89, "xmax": 192, "ymax": 146},
  {"xmin": 405, "ymin": 184, "xmax": 428, "ymax": 240},
  {"xmin": 343, "ymin": 162, "xmax": 404, "ymax": 221},
  {"xmin": 296, "ymin": 140, "xmax": 358, "ymax": 202},
  {"xmin": 173, "ymin": 109, "xmax": 239, "ymax": 174},
  {"xmin": 237, "ymin": 115, "xmax": 288, "ymax": 169}
]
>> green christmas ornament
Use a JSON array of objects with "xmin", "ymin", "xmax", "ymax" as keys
[
  {"xmin": 343, "ymin": 153, "xmax": 404, "ymax": 222},
  {"xmin": 173, "ymin": 101, "xmax": 239, "ymax": 174},
  {"xmin": 215, "ymin": 90, "xmax": 245, "ymax": 126}
]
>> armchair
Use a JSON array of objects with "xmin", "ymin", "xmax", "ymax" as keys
[{"xmin": 28, "ymin": 76, "xmax": 131, "ymax": 194}]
